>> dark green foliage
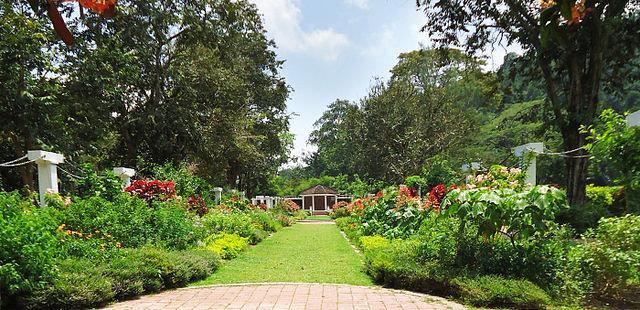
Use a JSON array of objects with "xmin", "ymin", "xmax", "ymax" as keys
[
  {"xmin": 452, "ymin": 276, "xmax": 551, "ymax": 309},
  {"xmin": 420, "ymin": 156, "xmax": 459, "ymax": 189},
  {"xmin": 0, "ymin": 192, "xmax": 63, "ymax": 300},
  {"xmin": 569, "ymin": 215, "xmax": 640, "ymax": 303},
  {"xmin": 558, "ymin": 185, "xmax": 626, "ymax": 233},
  {"xmin": 153, "ymin": 164, "xmax": 215, "ymax": 204},
  {"xmin": 72, "ymin": 165, "xmax": 123, "ymax": 200},
  {"xmin": 586, "ymin": 109, "xmax": 640, "ymax": 213},
  {"xmin": 20, "ymin": 248, "xmax": 219, "ymax": 309},
  {"xmin": 57, "ymin": 194, "xmax": 198, "ymax": 250},
  {"xmin": 20, "ymin": 259, "xmax": 115, "ymax": 310}
]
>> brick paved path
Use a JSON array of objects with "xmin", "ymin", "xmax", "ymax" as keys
[{"xmin": 104, "ymin": 283, "xmax": 465, "ymax": 310}]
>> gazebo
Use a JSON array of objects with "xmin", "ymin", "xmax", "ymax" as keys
[{"xmin": 300, "ymin": 185, "xmax": 339, "ymax": 215}]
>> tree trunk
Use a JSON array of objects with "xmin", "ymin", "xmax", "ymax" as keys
[{"xmin": 562, "ymin": 125, "xmax": 589, "ymax": 205}]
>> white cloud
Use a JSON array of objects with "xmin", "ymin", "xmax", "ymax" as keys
[
  {"xmin": 345, "ymin": 0, "xmax": 370, "ymax": 10},
  {"xmin": 250, "ymin": 0, "xmax": 350, "ymax": 61}
]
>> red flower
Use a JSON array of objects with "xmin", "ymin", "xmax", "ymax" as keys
[{"xmin": 125, "ymin": 179, "xmax": 177, "ymax": 202}]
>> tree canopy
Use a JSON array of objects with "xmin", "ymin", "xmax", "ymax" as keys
[{"xmin": 0, "ymin": 0, "xmax": 292, "ymax": 195}]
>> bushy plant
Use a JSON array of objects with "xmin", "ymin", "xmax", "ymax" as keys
[
  {"xmin": 20, "ymin": 248, "xmax": 219, "ymax": 309},
  {"xmin": 585, "ymin": 109, "xmax": 640, "ymax": 213},
  {"xmin": 421, "ymin": 156, "xmax": 459, "ymax": 189},
  {"xmin": 57, "ymin": 194, "xmax": 198, "ymax": 250},
  {"xmin": 200, "ymin": 210, "xmax": 266, "ymax": 244},
  {"xmin": 0, "ymin": 192, "xmax": 64, "ymax": 306},
  {"xmin": 203, "ymin": 233, "xmax": 248, "ymax": 259},
  {"xmin": 248, "ymin": 209, "xmax": 281, "ymax": 232},
  {"xmin": 153, "ymin": 164, "xmax": 214, "ymax": 203},
  {"xmin": 452, "ymin": 276, "xmax": 551, "ymax": 309},
  {"xmin": 441, "ymin": 185, "xmax": 568, "ymax": 245},
  {"xmin": 124, "ymin": 179, "xmax": 176, "ymax": 202},
  {"xmin": 359, "ymin": 235, "xmax": 390, "ymax": 253},
  {"xmin": 570, "ymin": 215, "xmax": 640, "ymax": 302},
  {"xmin": 73, "ymin": 165, "xmax": 123, "ymax": 200},
  {"xmin": 329, "ymin": 201, "xmax": 351, "ymax": 219},
  {"xmin": 19, "ymin": 258, "xmax": 114, "ymax": 310}
]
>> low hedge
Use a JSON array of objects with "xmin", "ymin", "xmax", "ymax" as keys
[
  {"xmin": 362, "ymin": 243, "xmax": 551, "ymax": 309},
  {"xmin": 18, "ymin": 248, "xmax": 219, "ymax": 310}
]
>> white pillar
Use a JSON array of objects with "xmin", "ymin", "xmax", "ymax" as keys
[
  {"xmin": 301, "ymin": 196, "xmax": 305, "ymax": 210},
  {"xmin": 312, "ymin": 195, "xmax": 315, "ymax": 212},
  {"xmin": 113, "ymin": 167, "xmax": 135, "ymax": 187},
  {"xmin": 266, "ymin": 196, "xmax": 273, "ymax": 209},
  {"xmin": 324, "ymin": 195, "xmax": 328, "ymax": 211},
  {"xmin": 627, "ymin": 110, "xmax": 640, "ymax": 127},
  {"xmin": 513, "ymin": 143, "xmax": 543, "ymax": 186},
  {"xmin": 251, "ymin": 198, "xmax": 257, "ymax": 205},
  {"xmin": 213, "ymin": 187, "xmax": 223, "ymax": 204},
  {"xmin": 257, "ymin": 196, "xmax": 265, "ymax": 204},
  {"xmin": 27, "ymin": 150, "xmax": 65, "ymax": 206}
]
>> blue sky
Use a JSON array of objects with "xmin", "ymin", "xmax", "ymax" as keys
[{"xmin": 250, "ymin": 0, "xmax": 515, "ymax": 161}]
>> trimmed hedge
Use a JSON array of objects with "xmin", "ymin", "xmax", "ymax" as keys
[{"xmin": 19, "ymin": 248, "xmax": 219, "ymax": 309}]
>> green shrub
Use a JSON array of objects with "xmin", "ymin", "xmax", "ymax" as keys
[
  {"xmin": 20, "ymin": 258, "xmax": 115, "ymax": 310},
  {"xmin": 20, "ymin": 248, "xmax": 219, "ymax": 309},
  {"xmin": 73, "ymin": 165, "xmax": 123, "ymax": 201},
  {"xmin": 248, "ymin": 209, "xmax": 281, "ymax": 232},
  {"xmin": 153, "ymin": 164, "xmax": 215, "ymax": 205},
  {"xmin": 0, "ymin": 192, "xmax": 63, "ymax": 306},
  {"xmin": 57, "ymin": 194, "xmax": 198, "ymax": 250},
  {"xmin": 203, "ymin": 233, "xmax": 249, "ymax": 259},
  {"xmin": 570, "ymin": 215, "xmax": 640, "ymax": 302},
  {"xmin": 359, "ymin": 235, "xmax": 390, "ymax": 253},
  {"xmin": 275, "ymin": 213, "xmax": 294, "ymax": 227},
  {"xmin": 201, "ymin": 210, "xmax": 266, "ymax": 244},
  {"xmin": 335, "ymin": 216, "xmax": 362, "ymax": 246},
  {"xmin": 452, "ymin": 276, "xmax": 551, "ymax": 309}
]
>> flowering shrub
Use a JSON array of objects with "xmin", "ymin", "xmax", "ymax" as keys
[
  {"xmin": 187, "ymin": 196, "xmax": 209, "ymax": 217},
  {"xmin": 283, "ymin": 199, "xmax": 300, "ymax": 212},
  {"xmin": 329, "ymin": 201, "xmax": 350, "ymax": 219},
  {"xmin": 124, "ymin": 180, "xmax": 176, "ymax": 202},
  {"xmin": 466, "ymin": 165, "xmax": 525, "ymax": 190}
]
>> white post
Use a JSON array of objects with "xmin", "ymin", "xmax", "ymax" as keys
[
  {"xmin": 627, "ymin": 110, "xmax": 640, "ymax": 127},
  {"xmin": 324, "ymin": 195, "xmax": 328, "ymax": 211},
  {"xmin": 251, "ymin": 198, "xmax": 257, "ymax": 205},
  {"xmin": 266, "ymin": 196, "xmax": 273, "ymax": 209},
  {"xmin": 213, "ymin": 187, "xmax": 223, "ymax": 205},
  {"xmin": 113, "ymin": 167, "xmax": 135, "ymax": 187},
  {"xmin": 302, "ymin": 196, "xmax": 305, "ymax": 210},
  {"xmin": 513, "ymin": 143, "xmax": 544, "ymax": 186},
  {"xmin": 257, "ymin": 195, "xmax": 265, "ymax": 204},
  {"xmin": 27, "ymin": 150, "xmax": 65, "ymax": 207}
]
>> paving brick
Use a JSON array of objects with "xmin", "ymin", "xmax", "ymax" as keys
[{"xmin": 102, "ymin": 284, "xmax": 464, "ymax": 310}]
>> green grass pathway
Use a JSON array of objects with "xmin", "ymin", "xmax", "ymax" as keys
[{"xmin": 192, "ymin": 223, "xmax": 373, "ymax": 286}]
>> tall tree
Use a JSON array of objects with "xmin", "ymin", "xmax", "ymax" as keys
[
  {"xmin": 416, "ymin": 0, "xmax": 640, "ymax": 204},
  {"xmin": 1, "ymin": 0, "xmax": 292, "ymax": 193}
]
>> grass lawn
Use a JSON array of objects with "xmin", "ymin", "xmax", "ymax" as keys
[
  {"xmin": 306, "ymin": 215, "xmax": 332, "ymax": 220},
  {"xmin": 192, "ymin": 223, "xmax": 373, "ymax": 286}
]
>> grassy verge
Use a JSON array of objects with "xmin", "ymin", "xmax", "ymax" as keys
[{"xmin": 192, "ymin": 223, "xmax": 372, "ymax": 286}]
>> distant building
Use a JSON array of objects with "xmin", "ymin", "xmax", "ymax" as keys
[{"xmin": 299, "ymin": 185, "xmax": 351, "ymax": 215}]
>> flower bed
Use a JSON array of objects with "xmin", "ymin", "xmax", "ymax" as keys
[
  {"xmin": 0, "ymin": 165, "xmax": 304, "ymax": 309},
  {"xmin": 335, "ymin": 165, "xmax": 640, "ymax": 308}
]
